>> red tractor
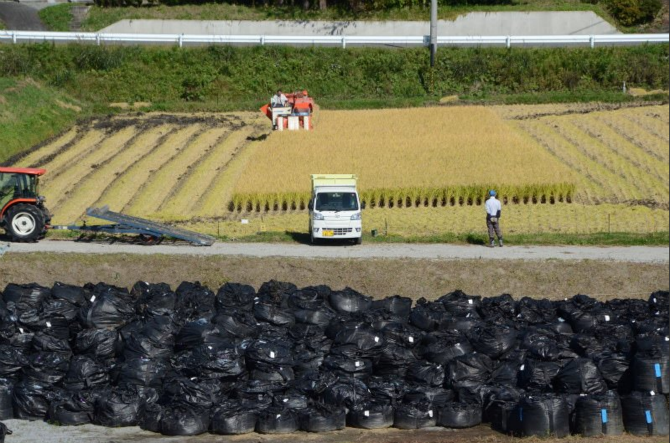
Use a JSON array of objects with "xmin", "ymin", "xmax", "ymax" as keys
[{"xmin": 0, "ymin": 167, "xmax": 51, "ymax": 242}]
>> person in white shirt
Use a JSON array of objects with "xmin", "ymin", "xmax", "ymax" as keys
[
  {"xmin": 485, "ymin": 190, "xmax": 503, "ymax": 247},
  {"xmin": 271, "ymin": 89, "xmax": 288, "ymax": 107}
]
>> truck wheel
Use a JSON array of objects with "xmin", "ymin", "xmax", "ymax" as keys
[
  {"xmin": 5, "ymin": 204, "xmax": 44, "ymax": 242},
  {"xmin": 355, "ymin": 236, "xmax": 362, "ymax": 245}
]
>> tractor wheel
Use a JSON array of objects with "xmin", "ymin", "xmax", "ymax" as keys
[{"xmin": 6, "ymin": 204, "xmax": 45, "ymax": 242}]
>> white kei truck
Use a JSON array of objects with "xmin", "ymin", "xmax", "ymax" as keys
[{"xmin": 308, "ymin": 174, "xmax": 364, "ymax": 245}]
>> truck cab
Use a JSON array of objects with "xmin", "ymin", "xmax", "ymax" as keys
[{"xmin": 308, "ymin": 174, "xmax": 363, "ymax": 245}]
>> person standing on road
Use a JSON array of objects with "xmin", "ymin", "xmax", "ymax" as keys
[{"xmin": 485, "ymin": 190, "xmax": 503, "ymax": 247}]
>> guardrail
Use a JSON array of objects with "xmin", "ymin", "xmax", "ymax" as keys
[{"xmin": 0, "ymin": 31, "xmax": 667, "ymax": 48}]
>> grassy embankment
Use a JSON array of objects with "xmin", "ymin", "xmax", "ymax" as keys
[{"xmin": 0, "ymin": 78, "xmax": 87, "ymax": 164}]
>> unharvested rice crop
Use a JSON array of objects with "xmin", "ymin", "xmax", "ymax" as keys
[{"xmin": 231, "ymin": 107, "xmax": 576, "ymax": 212}]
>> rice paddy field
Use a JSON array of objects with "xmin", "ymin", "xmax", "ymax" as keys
[{"xmin": 12, "ymin": 102, "xmax": 669, "ymax": 239}]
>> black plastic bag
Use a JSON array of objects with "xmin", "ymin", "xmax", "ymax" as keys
[
  {"xmin": 51, "ymin": 282, "xmax": 89, "ymax": 307},
  {"xmin": 63, "ymin": 356, "xmax": 109, "ymax": 391},
  {"xmin": 12, "ymin": 380, "xmax": 54, "ymax": 420},
  {"xmin": 132, "ymin": 282, "xmax": 176, "ymax": 317},
  {"xmin": 174, "ymin": 318, "xmax": 222, "ymax": 352},
  {"xmin": 139, "ymin": 402, "xmax": 162, "ymax": 433},
  {"xmin": 41, "ymin": 298, "xmax": 79, "ymax": 322},
  {"xmin": 161, "ymin": 376, "xmax": 221, "ymax": 409},
  {"xmin": 80, "ymin": 288, "xmax": 135, "ymax": 329},
  {"xmin": 470, "ymin": 324, "xmax": 518, "ymax": 359},
  {"xmin": 288, "ymin": 285, "xmax": 331, "ymax": 310},
  {"xmin": 596, "ymin": 352, "xmax": 632, "ymax": 393},
  {"xmin": 246, "ymin": 338, "xmax": 294, "ymax": 367},
  {"xmin": 159, "ymin": 405, "xmax": 210, "ymax": 436},
  {"xmin": 31, "ymin": 331, "xmax": 71, "ymax": 354},
  {"xmin": 250, "ymin": 361, "xmax": 295, "ymax": 383},
  {"xmin": 0, "ymin": 345, "xmax": 27, "ymax": 378},
  {"xmin": 18, "ymin": 310, "xmax": 69, "ymax": 340},
  {"xmin": 323, "ymin": 379, "xmax": 370, "ymax": 409},
  {"xmin": 256, "ymin": 406, "xmax": 299, "ymax": 434},
  {"xmin": 294, "ymin": 308, "xmax": 336, "ymax": 328},
  {"xmin": 436, "ymin": 402, "xmax": 482, "ymax": 428},
  {"xmin": 48, "ymin": 391, "xmax": 96, "ymax": 426},
  {"xmin": 621, "ymin": 391, "xmax": 670, "ymax": 436},
  {"xmin": 553, "ymin": 358, "xmax": 607, "ymax": 395},
  {"xmin": 94, "ymin": 386, "xmax": 145, "ymax": 427},
  {"xmin": 333, "ymin": 326, "xmax": 385, "ymax": 355},
  {"xmin": 394, "ymin": 401, "xmax": 437, "ymax": 429},
  {"xmin": 2, "ymin": 283, "xmax": 50, "ymax": 312},
  {"xmin": 517, "ymin": 394, "xmax": 570, "ymax": 437},
  {"xmin": 409, "ymin": 302, "xmax": 449, "ymax": 332},
  {"xmin": 367, "ymin": 377, "xmax": 407, "ymax": 405},
  {"xmin": 405, "ymin": 361, "xmax": 445, "ymax": 387},
  {"xmin": 323, "ymin": 355, "xmax": 372, "ymax": 379},
  {"xmin": 329, "ymin": 288, "xmax": 372, "ymax": 314},
  {"xmin": 478, "ymin": 294, "xmax": 516, "ymax": 322},
  {"xmin": 348, "ymin": 402, "xmax": 395, "ymax": 429},
  {"xmin": 0, "ymin": 379, "xmax": 12, "ymax": 420},
  {"xmin": 518, "ymin": 359, "xmax": 562, "ymax": 392},
  {"xmin": 75, "ymin": 328, "xmax": 121, "ymax": 359},
  {"xmin": 632, "ymin": 354, "xmax": 669, "ymax": 394},
  {"xmin": 403, "ymin": 386, "xmax": 454, "ymax": 408},
  {"xmin": 372, "ymin": 295, "xmax": 412, "ymax": 320},
  {"xmin": 123, "ymin": 315, "xmax": 176, "ymax": 360},
  {"xmin": 213, "ymin": 311, "xmax": 259, "ymax": 339},
  {"xmin": 216, "ymin": 283, "xmax": 257, "ymax": 311},
  {"xmin": 174, "ymin": 342, "xmax": 245, "ymax": 379},
  {"xmin": 438, "ymin": 290, "xmax": 481, "ymax": 316},
  {"xmin": 375, "ymin": 344, "xmax": 418, "ymax": 377},
  {"xmin": 447, "ymin": 354, "xmax": 494, "ymax": 389},
  {"xmin": 22, "ymin": 351, "xmax": 70, "ymax": 384},
  {"xmin": 298, "ymin": 403, "xmax": 346, "ymax": 432},
  {"xmin": 175, "ymin": 281, "xmax": 216, "ymax": 321},
  {"xmin": 574, "ymin": 390, "xmax": 624, "ymax": 437},
  {"xmin": 0, "ymin": 422, "xmax": 10, "ymax": 443},
  {"xmin": 116, "ymin": 357, "xmax": 167, "ymax": 388},
  {"xmin": 419, "ymin": 333, "xmax": 473, "ymax": 365},
  {"xmin": 210, "ymin": 401, "xmax": 258, "ymax": 435},
  {"xmin": 253, "ymin": 302, "xmax": 296, "ymax": 327},
  {"xmin": 516, "ymin": 297, "xmax": 556, "ymax": 324}
]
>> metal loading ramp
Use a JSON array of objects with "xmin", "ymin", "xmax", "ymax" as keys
[{"xmin": 72, "ymin": 206, "xmax": 216, "ymax": 246}]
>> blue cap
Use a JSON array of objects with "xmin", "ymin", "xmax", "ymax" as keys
[{"xmin": 489, "ymin": 190, "xmax": 497, "ymax": 196}]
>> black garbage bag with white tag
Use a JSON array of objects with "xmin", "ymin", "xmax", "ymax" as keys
[
  {"xmin": 323, "ymin": 379, "xmax": 370, "ymax": 409},
  {"xmin": 438, "ymin": 290, "xmax": 481, "ymax": 316},
  {"xmin": 393, "ymin": 400, "xmax": 437, "ymax": 429},
  {"xmin": 574, "ymin": 390, "xmax": 624, "ymax": 437},
  {"xmin": 299, "ymin": 403, "xmax": 346, "ymax": 432},
  {"xmin": 132, "ymin": 282, "xmax": 176, "ymax": 317},
  {"xmin": 80, "ymin": 286, "xmax": 135, "ymax": 329},
  {"xmin": 256, "ymin": 406, "xmax": 299, "ymax": 434},
  {"xmin": 348, "ymin": 402, "xmax": 395, "ymax": 429},
  {"xmin": 436, "ymin": 402, "xmax": 482, "ymax": 428},
  {"xmin": 210, "ymin": 400, "xmax": 259, "ymax": 435},
  {"xmin": 447, "ymin": 353, "xmax": 494, "ymax": 390},
  {"xmin": 621, "ymin": 391, "xmax": 670, "ymax": 436}
]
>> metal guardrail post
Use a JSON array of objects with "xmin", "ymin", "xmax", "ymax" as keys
[
  {"xmin": 342, "ymin": 37, "xmax": 346, "ymax": 49},
  {"xmin": 261, "ymin": 35, "xmax": 265, "ymax": 45},
  {"xmin": 506, "ymin": 36, "xmax": 511, "ymax": 48},
  {"xmin": 178, "ymin": 34, "xmax": 183, "ymax": 48},
  {"xmin": 11, "ymin": 32, "xmax": 16, "ymax": 44},
  {"xmin": 590, "ymin": 35, "xmax": 595, "ymax": 48},
  {"xmin": 96, "ymin": 34, "xmax": 101, "ymax": 46}
]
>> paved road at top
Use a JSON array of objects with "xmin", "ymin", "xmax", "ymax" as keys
[
  {"xmin": 0, "ymin": 1, "xmax": 45, "ymax": 30},
  {"xmin": 3, "ymin": 240, "xmax": 668, "ymax": 263}
]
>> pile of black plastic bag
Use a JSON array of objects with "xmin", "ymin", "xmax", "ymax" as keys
[{"xmin": 0, "ymin": 280, "xmax": 667, "ymax": 438}]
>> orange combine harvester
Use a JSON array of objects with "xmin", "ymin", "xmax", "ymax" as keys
[{"xmin": 261, "ymin": 90, "xmax": 315, "ymax": 131}]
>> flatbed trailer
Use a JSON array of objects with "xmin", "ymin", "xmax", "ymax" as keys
[{"xmin": 52, "ymin": 206, "xmax": 216, "ymax": 246}]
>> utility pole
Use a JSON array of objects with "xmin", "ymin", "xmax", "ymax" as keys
[{"xmin": 430, "ymin": 0, "xmax": 437, "ymax": 67}]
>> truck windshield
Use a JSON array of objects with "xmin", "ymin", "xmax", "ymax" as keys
[{"xmin": 315, "ymin": 192, "xmax": 359, "ymax": 211}]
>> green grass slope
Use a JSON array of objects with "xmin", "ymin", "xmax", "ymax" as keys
[{"xmin": 0, "ymin": 78, "xmax": 86, "ymax": 164}]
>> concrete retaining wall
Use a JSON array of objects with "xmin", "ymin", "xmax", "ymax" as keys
[{"xmin": 101, "ymin": 11, "xmax": 620, "ymax": 36}]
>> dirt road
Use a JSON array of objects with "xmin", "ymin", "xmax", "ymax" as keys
[
  {"xmin": 0, "ymin": 1, "xmax": 45, "ymax": 30},
  {"xmin": 3, "ymin": 240, "xmax": 668, "ymax": 263}
]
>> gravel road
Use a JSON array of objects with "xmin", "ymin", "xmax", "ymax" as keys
[
  {"xmin": 2, "ymin": 240, "xmax": 668, "ymax": 263},
  {"xmin": 0, "ymin": 1, "xmax": 45, "ymax": 30}
]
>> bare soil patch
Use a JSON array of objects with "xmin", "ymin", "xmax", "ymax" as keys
[{"xmin": 1, "ymin": 253, "xmax": 667, "ymax": 301}]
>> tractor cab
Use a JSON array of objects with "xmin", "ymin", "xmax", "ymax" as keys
[{"xmin": 0, "ymin": 167, "xmax": 50, "ymax": 241}]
